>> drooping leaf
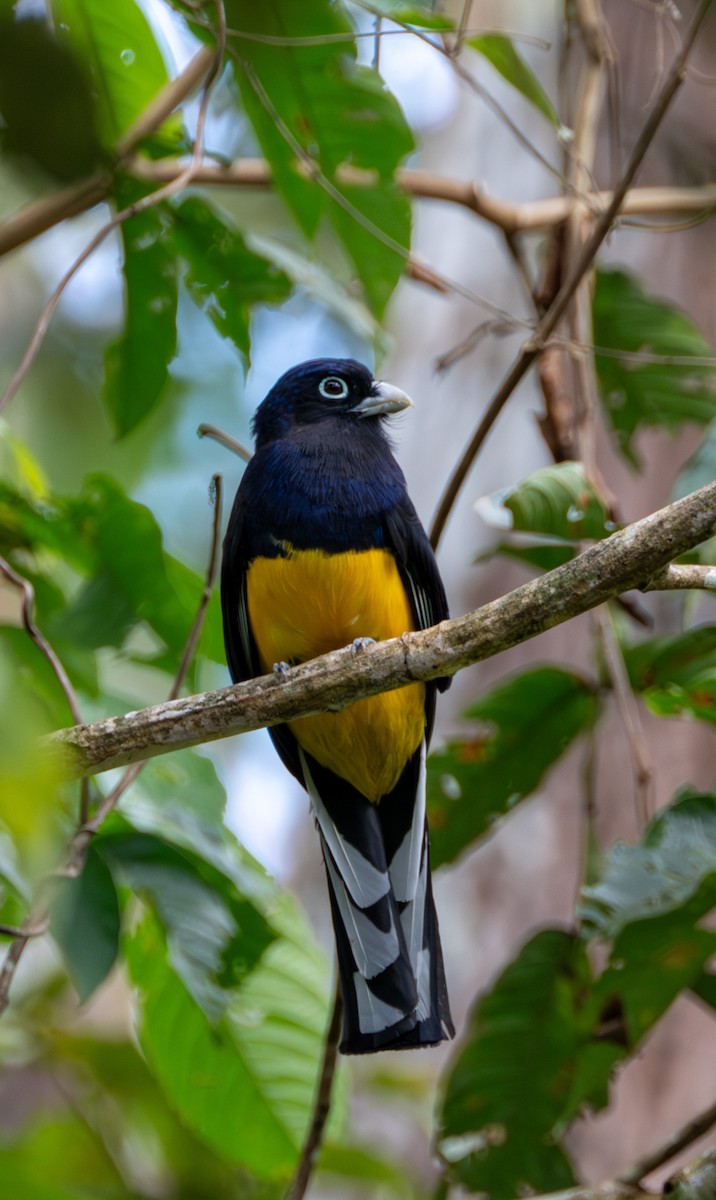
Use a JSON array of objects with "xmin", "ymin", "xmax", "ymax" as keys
[
  {"xmin": 623, "ymin": 626, "xmax": 716, "ymax": 725},
  {"xmin": 0, "ymin": 14, "xmax": 103, "ymax": 182},
  {"xmin": 428, "ymin": 667, "xmax": 599, "ymax": 868},
  {"xmin": 476, "ymin": 462, "xmax": 616, "ymax": 542},
  {"xmin": 593, "ymin": 270, "xmax": 716, "ymax": 465},
  {"xmin": 219, "ymin": 0, "xmax": 414, "ymax": 314},
  {"xmin": 581, "ymin": 791, "xmax": 716, "ymax": 1041},
  {"xmin": 99, "ymin": 820, "xmax": 275, "ymax": 1019},
  {"xmin": 439, "ymin": 930, "xmax": 622, "ymax": 1199},
  {"xmin": 104, "ymin": 187, "xmax": 178, "ymax": 436},
  {"xmin": 50, "ymin": 845, "xmax": 121, "ymax": 1002},
  {"xmin": 127, "ymin": 903, "xmax": 332, "ymax": 1180},
  {"xmin": 169, "ymin": 196, "xmax": 291, "ymax": 357},
  {"xmin": 51, "ymin": 0, "xmax": 173, "ymax": 147},
  {"xmin": 468, "ymin": 34, "xmax": 559, "ymax": 125}
]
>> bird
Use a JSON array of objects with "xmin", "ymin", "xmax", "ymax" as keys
[{"xmin": 220, "ymin": 358, "xmax": 454, "ymax": 1054}]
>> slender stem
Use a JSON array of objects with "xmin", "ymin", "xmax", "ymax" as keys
[
  {"xmin": 284, "ymin": 982, "xmax": 343, "ymax": 1200},
  {"xmin": 198, "ymin": 424, "xmax": 252, "ymax": 462},
  {"xmin": 428, "ymin": 0, "xmax": 713, "ymax": 550},
  {"xmin": 593, "ymin": 607, "xmax": 653, "ymax": 828},
  {"xmin": 620, "ymin": 1097, "xmax": 716, "ymax": 1186}
]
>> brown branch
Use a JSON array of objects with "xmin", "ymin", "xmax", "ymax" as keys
[
  {"xmin": 428, "ymin": 0, "xmax": 712, "ymax": 550},
  {"xmin": 45, "ymin": 478, "xmax": 716, "ymax": 780},
  {"xmin": 284, "ymin": 981, "xmax": 343, "ymax": 1200},
  {"xmin": 198, "ymin": 424, "xmax": 252, "ymax": 462}
]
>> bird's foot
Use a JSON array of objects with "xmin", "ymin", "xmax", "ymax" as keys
[
  {"xmin": 351, "ymin": 637, "xmax": 376, "ymax": 656},
  {"xmin": 273, "ymin": 660, "xmax": 291, "ymax": 679}
]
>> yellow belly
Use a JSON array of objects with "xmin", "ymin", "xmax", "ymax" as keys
[{"xmin": 246, "ymin": 547, "xmax": 425, "ymax": 802}]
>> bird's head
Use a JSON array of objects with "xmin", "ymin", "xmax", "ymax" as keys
[{"xmin": 251, "ymin": 359, "xmax": 413, "ymax": 446}]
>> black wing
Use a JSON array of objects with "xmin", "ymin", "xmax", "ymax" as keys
[{"xmin": 383, "ymin": 494, "xmax": 451, "ymax": 746}]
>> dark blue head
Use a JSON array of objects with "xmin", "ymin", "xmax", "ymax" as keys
[{"xmin": 251, "ymin": 359, "xmax": 412, "ymax": 447}]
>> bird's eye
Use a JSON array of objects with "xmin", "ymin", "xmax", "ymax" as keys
[{"xmin": 318, "ymin": 376, "xmax": 349, "ymax": 399}]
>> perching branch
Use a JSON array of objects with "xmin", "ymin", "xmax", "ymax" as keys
[{"xmin": 47, "ymin": 478, "xmax": 716, "ymax": 780}]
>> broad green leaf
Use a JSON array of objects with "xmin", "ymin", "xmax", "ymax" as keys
[
  {"xmin": 0, "ymin": 14, "xmax": 102, "ymax": 182},
  {"xmin": 50, "ymin": 845, "xmax": 121, "ymax": 1002},
  {"xmin": 428, "ymin": 667, "xmax": 598, "ymax": 868},
  {"xmin": 476, "ymin": 540, "xmax": 576, "ymax": 572},
  {"xmin": 169, "ymin": 196, "xmax": 291, "ymax": 357},
  {"xmin": 593, "ymin": 270, "xmax": 716, "ymax": 465},
  {"xmin": 127, "ymin": 903, "xmax": 332, "ymax": 1180},
  {"xmin": 51, "ymin": 0, "xmax": 172, "ymax": 147},
  {"xmin": 222, "ymin": 0, "xmax": 414, "ymax": 314},
  {"xmin": 104, "ymin": 189, "xmax": 178, "ymax": 436},
  {"xmin": 54, "ymin": 568, "xmax": 137, "ymax": 650},
  {"xmin": 623, "ymin": 626, "xmax": 716, "ymax": 725},
  {"xmin": 582, "ymin": 792, "xmax": 716, "ymax": 1041},
  {"xmin": 99, "ymin": 821, "xmax": 275, "ymax": 1020},
  {"xmin": 439, "ymin": 930, "xmax": 621, "ymax": 1199},
  {"xmin": 469, "ymin": 34, "xmax": 559, "ymax": 125},
  {"xmin": 476, "ymin": 462, "xmax": 616, "ymax": 542}
]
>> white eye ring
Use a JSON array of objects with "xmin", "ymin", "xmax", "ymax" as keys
[{"xmin": 318, "ymin": 376, "xmax": 349, "ymax": 399}]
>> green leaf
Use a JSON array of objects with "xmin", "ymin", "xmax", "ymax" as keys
[
  {"xmin": 428, "ymin": 667, "xmax": 599, "ymax": 868},
  {"xmin": 0, "ymin": 14, "xmax": 103, "ymax": 182},
  {"xmin": 468, "ymin": 34, "xmax": 559, "ymax": 125},
  {"xmin": 359, "ymin": 0, "xmax": 454, "ymax": 29},
  {"xmin": 439, "ymin": 930, "xmax": 621, "ymax": 1199},
  {"xmin": 50, "ymin": 845, "xmax": 121, "ymax": 1002},
  {"xmin": 104, "ymin": 190, "xmax": 178, "ymax": 436},
  {"xmin": 51, "ymin": 0, "xmax": 172, "ymax": 147},
  {"xmin": 581, "ymin": 792, "xmax": 716, "ymax": 1041},
  {"xmin": 99, "ymin": 821, "xmax": 275, "ymax": 1020},
  {"xmin": 476, "ymin": 540, "xmax": 576, "ymax": 572},
  {"xmin": 593, "ymin": 270, "xmax": 716, "ymax": 465},
  {"xmin": 477, "ymin": 462, "xmax": 616, "ymax": 542},
  {"xmin": 78, "ymin": 474, "xmax": 223, "ymax": 662},
  {"xmin": 169, "ymin": 196, "xmax": 291, "ymax": 357},
  {"xmin": 127, "ymin": 902, "xmax": 332, "ymax": 1180},
  {"xmin": 623, "ymin": 626, "xmax": 716, "ymax": 725},
  {"xmin": 222, "ymin": 0, "xmax": 414, "ymax": 314}
]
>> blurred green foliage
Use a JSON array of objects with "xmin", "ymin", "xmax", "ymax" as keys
[{"xmin": 0, "ymin": 0, "xmax": 715, "ymax": 1197}]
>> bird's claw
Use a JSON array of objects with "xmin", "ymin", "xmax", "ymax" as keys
[
  {"xmin": 273, "ymin": 660, "xmax": 291, "ymax": 679},
  {"xmin": 351, "ymin": 637, "xmax": 376, "ymax": 656}
]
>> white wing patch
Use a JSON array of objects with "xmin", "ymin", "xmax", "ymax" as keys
[
  {"xmin": 388, "ymin": 740, "xmax": 427, "ymax": 903},
  {"xmin": 324, "ymin": 856, "xmax": 400, "ymax": 978},
  {"xmin": 300, "ymin": 749, "xmax": 390, "ymax": 909}
]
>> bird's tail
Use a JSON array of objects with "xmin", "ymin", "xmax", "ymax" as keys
[{"xmin": 300, "ymin": 744, "xmax": 454, "ymax": 1054}]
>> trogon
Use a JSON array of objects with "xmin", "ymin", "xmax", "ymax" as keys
[{"xmin": 221, "ymin": 358, "xmax": 454, "ymax": 1053}]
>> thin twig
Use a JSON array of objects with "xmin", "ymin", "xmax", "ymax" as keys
[
  {"xmin": 284, "ymin": 981, "xmax": 343, "ymax": 1200},
  {"xmin": 593, "ymin": 607, "xmax": 653, "ymax": 828},
  {"xmin": 428, "ymin": 0, "xmax": 713, "ymax": 551},
  {"xmin": 620, "ymin": 1097, "xmax": 716, "ymax": 1185},
  {"xmin": 198, "ymin": 424, "xmax": 252, "ymax": 461}
]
